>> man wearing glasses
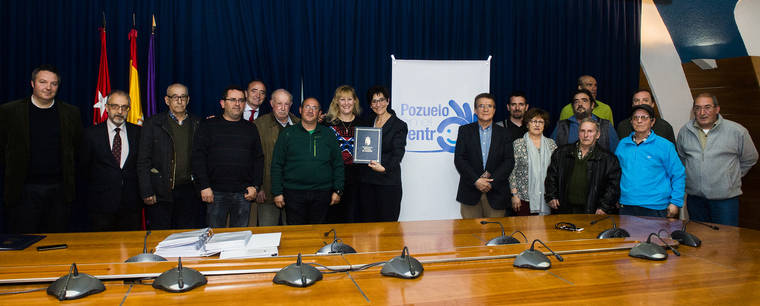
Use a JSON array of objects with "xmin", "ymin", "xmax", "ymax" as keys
[
  {"xmin": 192, "ymin": 85, "xmax": 264, "ymax": 228},
  {"xmin": 137, "ymin": 83, "xmax": 203, "ymax": 229},
  {"xmin": 80, "ymin": 90, "xmax": 142, "ymax": 231},
  {"xmin": 677, "ymin": 93, "xmax": 757, "ymax": 226},
  {"xmin": 455, "ymin": 93, "xmax": 514, "ymax": 218},
  {"xmin": 0, "ymin": 65, "xmax": 82, "ymax": 233},
  {"xmin": 270, "ymin": 98, "xmax": 344, "ymax": 225},
  {"xmin": 552, "ymin": 89, "xmax": 619, "ymax": 152}
]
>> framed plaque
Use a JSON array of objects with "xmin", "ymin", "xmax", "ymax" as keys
[{"xmin": 353, "ymin": 127, "xmax": 382, "ymax": 164}]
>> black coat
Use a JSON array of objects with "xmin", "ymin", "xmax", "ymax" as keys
[
  {"xmin": 454, "ymin": 122, "xmax": 514, "ymax": 209},
  {"xmin": 0, "ymin": 98, "xmax": 82, "ymax": 205},
  {"xmin": 80, "ymin": 122, "xmax": 141, "ymax": 213},
  {"xmin": 359, "ymin": 115, "xmax": 408, "ymax": 186},
  {"xmin": 136, "ymin": 112, "xmax": 200, "ymax": 202},
  {"xmin": 544, "ymin": 143, "xmax": 621, "ymax": 214}
]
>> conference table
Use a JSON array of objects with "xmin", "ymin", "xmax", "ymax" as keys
[{"xmin": 0, "ymin": 214, "xmax": 759, "ymax": 305}]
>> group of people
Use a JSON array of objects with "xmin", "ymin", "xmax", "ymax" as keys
[
  {"xmin": 0, "ymin": 65, "xmax": 407, "ymax": 234},
  {"xmin": 455, "ymin": 75, "xmax": 758, "ymax": 226}
]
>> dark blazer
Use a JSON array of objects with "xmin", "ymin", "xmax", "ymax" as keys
[
  {"xmin": 137, "ymin": 112, "xmax": 201, "ymax": 202},
  {"xmin": 359, "ymin": 114, "xmax": 408, "ymax": 186},
  {"xmin": 0, "ymin": 98, "xmax": 82, "ymax": 205},
  {"xmin": 80, "ymin": 122, "xmax": 141, "ymax": 213},
  {"xmin": 455, "ymin": 122, "xmax": 514, "ymax": 209}
]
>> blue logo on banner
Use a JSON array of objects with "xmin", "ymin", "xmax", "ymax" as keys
[{"xmin": 407, "ymin": 99, "xmax": 476, "ymax": 153}]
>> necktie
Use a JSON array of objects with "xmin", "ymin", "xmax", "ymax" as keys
[
  {"xmin": 112, "ymin": 127, "xmax": 122, "ymax": 166},
  {"xmin": 249, "ymin": 110, "xmax": 256, "ymax": 122}
]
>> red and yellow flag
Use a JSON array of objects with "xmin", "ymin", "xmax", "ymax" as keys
[{"xmin": 127, "ymin": 28, "xmax": 144, "ymax": 125}]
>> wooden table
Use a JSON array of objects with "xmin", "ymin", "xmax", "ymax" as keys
[{"xmin": 1, "ymin": 215, "xmax": 759, "ymax": 305}]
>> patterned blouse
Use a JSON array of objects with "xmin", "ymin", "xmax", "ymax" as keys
[{"xmin": 508, "ymin": 137, "xmax": 557, "ymax": 201}]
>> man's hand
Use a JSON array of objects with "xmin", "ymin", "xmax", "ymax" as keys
[
  {"xmin": 274, "ymin": 195, "xmax": 285, "ymax": 208},
  {"xmin": 244, "ymin": 186, "xmax": 257, "ymax": 201},
  {"xmin": 143, "ymin": 195, "xmax": 157, "ymax": 205},
  {"xmin": 255, "ymin": 188, "xmax": 267, "ymax": 203},
  {"xmin": 667, "ymin": 204, "xmax": 679, "ymax": 218},
  {"xmin": 595, "ymin": 208, "xmax": 606, "ymax": 215},
  {"xmin": 330, "ymin": 192, "xmax": 341, "ymax": 206},
  {"xmin": 474, "ymin": 178, "xmax": 493, "ymax": 193},
  {"xmin": 511, "ymin": 195, "xmax": 521, "ymax": 211},
  {"xmin": 548, "ymin": 199, "xmax": 560, "ymax": 209},
  {"xmin": 201, "ymin": 188, "xmax": 214, "ymax": 203}
]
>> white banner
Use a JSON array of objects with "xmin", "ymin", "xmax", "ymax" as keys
[{"xmin": 392, "ymin": 58, "xmax": 491, "ymax": 221}]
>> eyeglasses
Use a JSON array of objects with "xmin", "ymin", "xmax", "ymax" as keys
[
  {"xmin": 167, "ymin": 95, "xmax": 189, "ymax": 102},
  {"xmin": 107, "ymin": 104, "xmax": 130, "ymax": 111},
  {"xmin": 529, "ymin": 120, "xmax": 545, "ymax": 125},
  {"xmin": 693, "ymin": 105, "xmax": 715, "ymax": 112},
  {"xmin": 371, "ymin": 97, "xmax": 388, "ymax": 104},
  {"xmin": 224, "ymin": 98, "xmax": 246, "ymax": 104},
  {"xmin": 632, "ymin": 115, "xmax": 651, "ymax": 121},
  {"xmin": 302, "ymin": 105, "xmax": 320, "ymax": 111}
]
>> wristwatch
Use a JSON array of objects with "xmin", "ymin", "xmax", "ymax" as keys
[{"xmin": 334, "ymin": 190, "xmax": 344, "ymax": 197}]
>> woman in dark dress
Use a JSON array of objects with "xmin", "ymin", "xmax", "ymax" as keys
[
  {"xmin": 357, "ymin": 86, "xmax": 408, "ymax": 222},
  {"xmin": 323, "ymin": 85, "xmax": 362, "ymax": 223}
]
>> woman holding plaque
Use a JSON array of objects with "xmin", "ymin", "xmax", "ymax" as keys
[
  {"xmin": 323, "ymin": 85, "xmax": 363, "ymax": 223},
  {"xmin": 509, "ymin": 108, "xmax": 557, "ymax": 216},
  {"xmin": 357, "ymin": 86, "xmax": 408, "ymax": 222}
]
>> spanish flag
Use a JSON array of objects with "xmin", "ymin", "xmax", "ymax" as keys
[{"xmin": 127, "ymin": 28, "xmax": 144, "ymax": 125}]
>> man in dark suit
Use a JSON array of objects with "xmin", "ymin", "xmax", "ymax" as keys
[
  {"xmin": 80, "ymin": 90, "xmax": 142, "ymax": 232},
  {"xmin": 455, "ymin": 93, "xmax": 515, "ymax": 218},
  {"xmin": 0, "ymin": 65, "xmax": 82, "ymax": 234}
]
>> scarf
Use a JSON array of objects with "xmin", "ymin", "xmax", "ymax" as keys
[{"xmin": 525, "ymin": 133, "xmax": 553, "ymax": 215}]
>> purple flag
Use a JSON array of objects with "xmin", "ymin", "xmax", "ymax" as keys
[{"xmin": 146, "ymin": 27, "xmax": 157, "ymax": 118}]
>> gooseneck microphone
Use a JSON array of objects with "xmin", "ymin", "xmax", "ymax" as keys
[
  {"xmin": 480, "ymin": 221, "xmax": 527, "ymax": 245},
  {"xmin": 513, "ymin": 239, "xmax": 563, "ymax": 270},
  {"xmin": 591, "ymin": 215, "xmax": 630, "ymax": 239},
  {"xmin": 316, "ymin": 228, "xmax": 357, "ymax": 254},
  {"xmin": 125, "ymin": 229, "xmax": 168, "ymax": 263},
  {"xmin": 480, "ymin": 220, "xmax": 505, "ymax": 237},
  {"xmin": 690, "ymin": 220, "xmax": 720, "ymax": 230},
  {"xmin": 590, "ymin": 215, "xmax": 611, "ymax": 225},
  {"xmin": 671, "ymin": 220, "xmax": 718, "ymax": 247}
]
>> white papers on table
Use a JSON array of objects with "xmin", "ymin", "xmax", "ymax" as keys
[
  {"xmin": 205, "ymin": 231, "xmax": 253, "ymax": 254},
  {"xmin": 156, "ymin": 228, "xmax": 211, "ymax": 248},
  {"xmin": 220, "ymin": 232, "xmax": 281, "ymax": 259}
]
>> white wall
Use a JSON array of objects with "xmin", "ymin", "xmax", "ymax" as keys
[{"xmin": 735, "ymin": 0, "xmax": 760, "ymax": 56}]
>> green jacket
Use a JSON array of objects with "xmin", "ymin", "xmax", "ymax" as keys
[
  {"xmin": 270, "ymin": 123, "xmax": 344, "ymax": 195},
  {"xmin": 0, "ymin": 98, "xmax": 82, "ymax": 205},
  {"xmin": 254, "ymin": 112, "xmax": 300, "ymax": 203}
]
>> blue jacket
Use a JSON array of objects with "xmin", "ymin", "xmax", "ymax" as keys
[{"xmin": 615, "ymin": 131, "xmax": 685, "ymax": 210}]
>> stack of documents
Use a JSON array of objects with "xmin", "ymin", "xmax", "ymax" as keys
[
  {"xmin": 220, "ymin": 232, "xmax": 282, "ymax": 259},
  {"xmin": 154, "ymin": 228, "xmax": 214, "ymax": 257},
  {"xmin": 205, "ymin": 231, "xmax": 253, "ymax": 254},
  {"xmin": 153, "ymin": 229, "xmax": 280, "ymax": 259}
]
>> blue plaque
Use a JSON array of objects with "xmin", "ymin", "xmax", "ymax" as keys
[{"xmin": 353, "ymin": 127, "xmax": 382, "ymax": 164}]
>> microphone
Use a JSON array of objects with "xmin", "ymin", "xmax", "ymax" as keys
[
  {"xmin": 273, "ymin": 253, "xmax": 324, "ymax": 287},
  {"xmin": 153, "ymin": 257, "xmax": 208, "ymax": 293},
  {"xmin": 316, "ymin": 228, "xmax": 357, "ymax": 254},
  {"xmin": 480, "ymin": 220, "xmax": 526, "ymax": 245},
  {"xmin": 591, "ymin": 216, "xmax": 630, "ymax": 239},
  {"xmin": 629, "ymin": 232, "xmax": 680, "ymax": 261},
  {"xmin": 381, "ymin": 246, "xmax": 424, "ymax": 279},
  {"xmin": 125, "ymin": 229, "xmax": 168, "ymax": 263},
  {"xmin": 671, "ymin": 220, "xmax": 718, "ymax": 247},
  {"xmin": 47, "ymin": 263, "xmax": 105, "ymax": 300},
  {"xmin": 513, "ymin": 239, "xmax": 563, "ymax": 270}
]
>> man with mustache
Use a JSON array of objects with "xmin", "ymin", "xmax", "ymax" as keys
[
  {"xmin": 552, "ymin": 89, "xmax": 619, "ymax": 152},
  {"xmin": 192, "ymin": 85, "xmax": 264, "ymax": 228},
  {"xmin": 558, "ymin": 75, "xmax": 615, "ymax": 126},
  {"xmin": 0, "ymin": 65, "xmax": 83, "ymax": 233},
  {"xmin": 496, "ymin": 91, "xmax": 529, "ymax": 143},
  {"xmin": 677, "ymin": 93, "xmax": 758, "ymax": 226},
  {"xmin": 80, "ymin": 90, "xmax": 142, "ymax": 231}
]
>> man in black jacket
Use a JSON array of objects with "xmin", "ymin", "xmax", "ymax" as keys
[
  {"xmin": 80, "ymin": 90, "xmax": 142, "ymax": 231},
  {"xmin": 0, "ymin": 65, "xmax": 82, "ymax": 233},
  {"xmin": 137, "ymin": 83, "xmax": 203, "ymax": 229},
  {"xmin": 455, "ymin": 93, "xmax": 514, "ymax": 218},
  {"xmin": 545, "ymin": 118, "xmax": 620, "ymax": 215}
]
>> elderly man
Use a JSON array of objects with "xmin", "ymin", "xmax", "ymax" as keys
[
  {"xmin": 615, "ymin": 104, "xmax": 685, "ymax": 218},
  {"xmin": 552, "ymin": 89, "xmax": 618, "ymax": 152},
  {"xmin": 270, "ymin": 98, "xmax": 344, "ymax": 225},
  {"xmin": 558, "ymin": 75, "xmax": 615, "ymax": 125},
  {"xmin": 0, "ymin": 65, "xmax": 82, "ymax": 233},
  {"xmin": 192, "ymin": 85, "xmax": 264, "ymax": 228},
  {"xmin": 244, "ymin": 80, "xmax": 267, "ymax": 122},
  {"xmin": 677, "ymin": 93, "xmax": 758, "ymax": 226},
  {"xmin": 80, "ymin": 90, "xmax": 142, "ymax": 231},
  {"xmin": 545, "ymin": 118, "xmax": 621, "ymax": 215},
  {"xmin": 137, "ymin": 83, "xmax": 203, "ymax": 229},
  {"xmin": 496, "ymin": 91, "xmax": 529, "ymax": 142},
  {"xmin": 252, "ymin": 89, "xmax": 300, "ymax": 226},
  {"xmin": 617, "ymin": 89, "xmax": 675, "ymax": 144},
  {"xmin": 455, "ymin": 93, "xmax": 514, "ymax": 218}
]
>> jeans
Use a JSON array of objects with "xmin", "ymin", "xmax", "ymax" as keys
[
  {"xmin": 619, "ymin": 205, "xmax": 667, "ymax": 218},
  {"xmin": 207, "ymin": 191, "xmax": 251, "ymax": 228},
  {"xmin": 686, "ymin": 195, "xmax": 739, "ymax": 226}
]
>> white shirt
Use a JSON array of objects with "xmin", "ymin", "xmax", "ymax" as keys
[
  {"xmin": 107, "ymin": 119, "xmax": 129, "ymax": 168},
  {"xmin": 243, "ymin": 103, "xmax": 259, "ymax": 121}
]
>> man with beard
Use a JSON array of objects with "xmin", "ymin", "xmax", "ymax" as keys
[
  {"xmin": 80, "ymin": 90, "xmax": 142, "ymax": 231},
  {"xmin": 192, "ymin": 85, "xmax": 264, "ymax": 228},
  {"xmin": 496, "ymin": 91, "xmax": 529, "ymax": 142},
  {"xmin": 552, "ymin": 89, "xmax": 619, "ymax": 152},
  {"xmin": 558, "ymin": 75, "xmax": 615, "ymax": 125}
]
